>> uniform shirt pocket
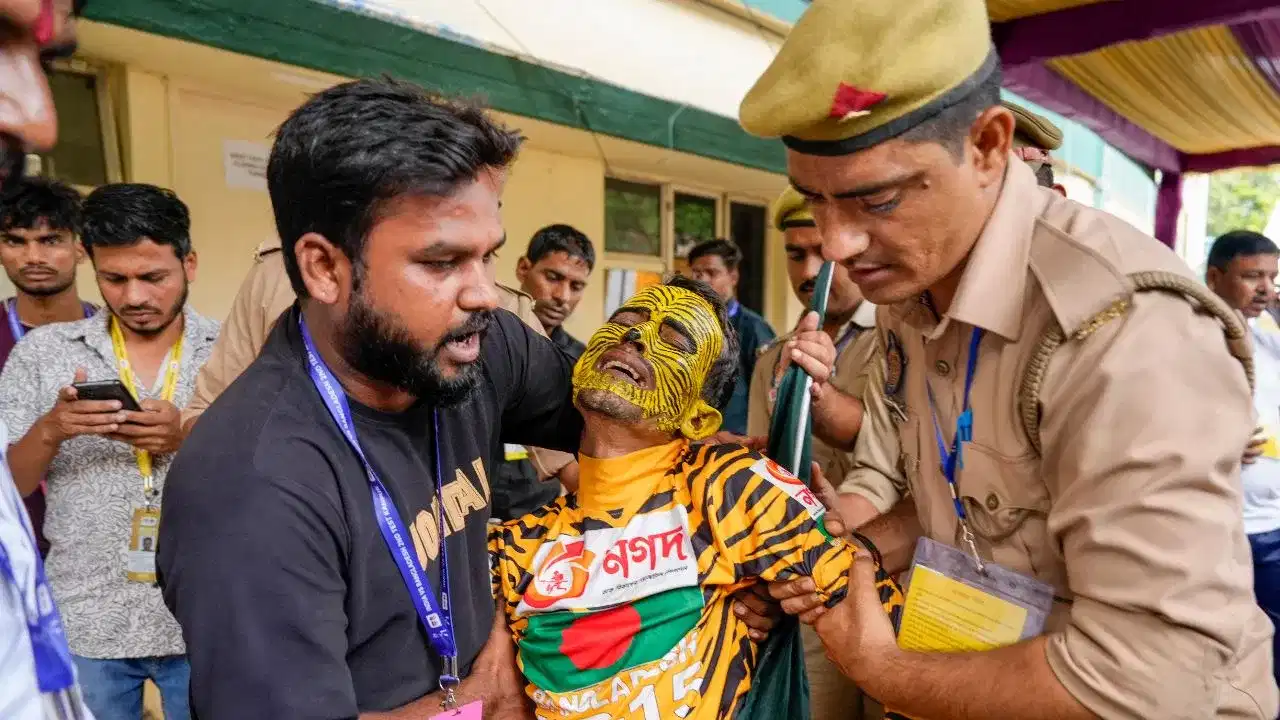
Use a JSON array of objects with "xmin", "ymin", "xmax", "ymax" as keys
[{"xmin": 958, "ymin": 442, "xmax": 1055, "ymax": 581}]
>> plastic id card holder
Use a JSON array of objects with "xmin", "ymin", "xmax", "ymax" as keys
[
  {"xmin": 126, "ymin": 507, "xmax": 160, "ymax": 585},
  {"xmin": 897, "ymin": 537, "xmax": 1053, "ymax": 653},
  {"xmin": 1260, "ymin": 426, "xmax": 1280, "ymax": 460},
  {"xmin": 503, "ymin": 443, "xmax": 530, "ymax": 462},
  {"xmin": 429, "ymin": 701, "xmax": 481, "ymax": 719}
]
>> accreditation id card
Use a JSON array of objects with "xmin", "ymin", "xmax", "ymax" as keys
[
  {"xmin": 897, "ymin": 537, "xmax": 1054, "ymax": 652},
  {"xmin": 429, "ymin": 701, "xmax": 482, "ymax": 719},
  {"xmin": 503, "ymin": 443, "xmax": 529, "ymax": 462},
  {"xmin": 126, "ymin": 507, "xmax": 161, "ymax": 584},
  {"xmin": 1258, "ymin": 426, "xmax": 1280, "ymax": 460}
]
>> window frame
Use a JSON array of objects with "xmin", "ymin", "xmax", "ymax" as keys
[{"xmin": 30, "ymin": 57, "xmax": 124, "ymax": 191}]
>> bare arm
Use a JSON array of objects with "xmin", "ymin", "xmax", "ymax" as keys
[
  {"xmin": 812, "ymin": 554, "xmax": 1092, "ymax": 720},
  {"xmin": 854, "ymin": 496, "xmax": 920, "ymax": 574},
  {"xmin": 8, "ymin": 418, "xmax": 61, "ymax": 497},
  {"xmin": 809, "ymin": 385, "xmax": 864, "ymax": 451},
  {"xmin": 831, "ymin": 492, "xmax": 881, "ymax": 533},
  {"xmin": 854, "ymin": 632, "xmax": 1092, "ymax": 719}
]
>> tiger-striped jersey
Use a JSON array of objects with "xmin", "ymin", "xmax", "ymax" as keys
[{"xmin": 490, "ymin": 439, "xmax": 905, "ymax": 720}]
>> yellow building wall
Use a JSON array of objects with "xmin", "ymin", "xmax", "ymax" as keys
[{"xmin": 58, "ymin": 23, "xmax": 792, "ymax": 341}]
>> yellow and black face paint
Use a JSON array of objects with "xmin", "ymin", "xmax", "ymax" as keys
[{"xmin": 573, "ymin": 285, "xmax": 724, "ymax": 439}]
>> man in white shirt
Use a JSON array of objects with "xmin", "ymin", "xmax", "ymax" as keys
[{"xmin": 1206, "ymin": 228, "xmax": 1280, "ymax": 691}]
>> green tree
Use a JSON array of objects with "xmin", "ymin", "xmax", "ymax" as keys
[{"xmin": 1207, "ymin": 169, "xmax": 1279, "ymax": 238}]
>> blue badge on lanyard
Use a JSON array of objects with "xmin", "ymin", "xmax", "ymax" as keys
[
  {"xmin": 298, "ymin": 317, "xmax": 461, "ymax": 693},
  {"xmin": 0, "ymin": 484, "xmax": 78, "ymax": 698},
  {"xmin": 926, "ymin": 327, "xmax": 986, "ymax": 570}
]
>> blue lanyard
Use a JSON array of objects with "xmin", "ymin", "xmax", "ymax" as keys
[
  {"xmin": 6, "ymin": 298, "xmax": 96, "ymax": 341},
  {"xmin": 0, "ymin": 482, "xmax": 77, "ymax": 698},
  {"xmin": 298, "ymin": 317, "xmax": 459, "ymax": 686},
  {"xmin": 834, "ymin": 323, "xmax": 862, "ymax": 355},
  {"xmin": 926, "ymin": 327, "xmax": 984, "ymax": 525}
]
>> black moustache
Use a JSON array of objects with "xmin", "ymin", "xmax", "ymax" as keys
[
  {"xmin": 440, "ymin": 310, "xmax": 492, "ymax": 345},
  {"xmin": 799, "ymin": 281, "xmax": 816, "ymax": 294}
]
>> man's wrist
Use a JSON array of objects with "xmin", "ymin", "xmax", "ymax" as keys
[{"xmin": 35, "ymin": 414, "xmax": 65, "ymax": 447}]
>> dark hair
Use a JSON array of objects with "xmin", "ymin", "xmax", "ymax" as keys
[
  {"xmin": 898, "ymin": 68, "xmax": 1004, "ymax": 159},
  {"xmin": 81, "ymin": 183, "xmax": 191, "ymax": 259},
  {"xmin": 1034, "ymin": 163, "xmax": 1055, "ymax": 189},
  {"xmin": 268, "ymin": 77, "xmax": 525, "ymax": 297},
  {"xmin": 0, "ymin": 177, "xmax": 82, "ymax": 234},
  {"xmin": 1208, "ymin": 230, "xmax": 1279, "ymax": 271},
  {"xmin": 527, "ymin": 224, "xmax": 595, "ymax": 271},
  {"xmin": 687, "ymin": 238, "xmax": 743, "ymax": 272},
  {"xmin": 664, "ymin": 274, "xmax": 740, "ymax": 410}
]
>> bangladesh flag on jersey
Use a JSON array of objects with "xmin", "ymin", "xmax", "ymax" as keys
[{"xmin": 518, "ymin": 587, "xmax": 702, "ymax": 693}]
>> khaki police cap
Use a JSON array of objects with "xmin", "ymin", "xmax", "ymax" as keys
[
  {"xmin": 1005, "ymin": 101, "xmax": 1064, "ymax": 151},
  {"xmin": 740, "ymin": 0, "xmax": 997, "ymax": 156},
  {"xmin": 772, "ymin": 187, "xmax": 814, "ymax": 231}
]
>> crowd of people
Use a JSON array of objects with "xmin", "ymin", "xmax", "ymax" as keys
[{"xmin": 1, "ymin": 0, "xmax": 1278, "ymax": 719}]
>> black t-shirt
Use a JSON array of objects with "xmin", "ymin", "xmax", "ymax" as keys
[
  {"xmin": 157, "ymin": 306, "xmax": 582, "ymax": 719},
  {"xmin": 549, "ymin": 324, "xmax": 586, "ymax": 364}
]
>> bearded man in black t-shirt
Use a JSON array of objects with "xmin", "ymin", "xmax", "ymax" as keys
[
  {"xmin": 158, "ymin": 79, "xmax": 578, "ymax": 719},
  {"xmin": 156, "ymin": 78, "xmax": 779, "ymax": 720}
]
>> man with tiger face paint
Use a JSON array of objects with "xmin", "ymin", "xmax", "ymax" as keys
[
  {"xmin": 490, "ymin": 275, "xmax": 904, "ymax": 720},
  {"xmin": 571, "ymin": 280, "xmax": 728, "ymax": 441}
]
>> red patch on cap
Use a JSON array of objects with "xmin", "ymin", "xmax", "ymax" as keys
[
  {"xmin": 34, "ymin": 0, "xmax": 55, "ymax": 46},
  {"xmin": 828, "ymin": 83, "xmax": 886, "ymax": 120}
]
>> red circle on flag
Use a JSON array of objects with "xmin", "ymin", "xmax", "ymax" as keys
[{"xmin": 560, "ymin": 604, "xmax": 643, "ymax": 670}]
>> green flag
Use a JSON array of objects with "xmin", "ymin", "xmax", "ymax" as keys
[{"xmin": 738, "ymin": 261, "xmax": 836, "ymax": 720}]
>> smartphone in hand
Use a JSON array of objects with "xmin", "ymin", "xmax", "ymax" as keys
[{"xmin": 72, "ymin": 379, "xmax": 142, "ymax": 412}]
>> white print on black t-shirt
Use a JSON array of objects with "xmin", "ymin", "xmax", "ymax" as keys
[{"xmin": 409, "ymin": 456, "xmax": 491, "ymax": 566}]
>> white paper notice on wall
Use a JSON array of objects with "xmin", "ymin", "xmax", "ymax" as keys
[{"xmin": 223, "ymin": 140, "xmax": 270, "ymax": 192}]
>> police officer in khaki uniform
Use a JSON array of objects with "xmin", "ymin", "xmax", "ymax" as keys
[
  {"xmin": 1005, "ymin": 100, "xmax": 1068, "ymax": 196},
  {"xmin": 839, "ymin": 101, "xmax": 1069, "ymax": 515},
  {"xmin": 744, "ymin": 0, "xmax": 1277, "ymax": 717},
  {"xmin": 748, "ymin": 187, "xmax": 896, "ymax": 720}
]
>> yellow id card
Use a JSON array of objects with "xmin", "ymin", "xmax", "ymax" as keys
[
  {"xmin": 503, "ymin": 443, "xmax": 529, "ymax": 462},
  {"xmin": 897, "ymin": 537, "xmax": 1053, "ymax": 654},
  {"xmin": 126, "ymin": 507, "xmax": 161, "ymax": 584},
  {"xmin": 1260, "ymin": 428, "xmax": 1280, "ymax": 460},
  {"xmin": 898, "ymin": 566, "xmax": 1028, "ymax": 652}
]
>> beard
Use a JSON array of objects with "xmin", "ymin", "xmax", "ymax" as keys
[
  {"xmin": 574, "ymin": 386, "xmax": 644, "ymax": 422},
  {"xmin": 110, "ymin": 282, "xmax": 188, "ymax": 337},
  {"xmin": 337, "ymin": 289, "xmax": 490, "ymax": 408}
]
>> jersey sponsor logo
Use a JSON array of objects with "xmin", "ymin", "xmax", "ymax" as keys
[
  {"xmin": 525, "ymin": 540, "xmax": 596, "ymax": 610},
  {"xmin": 601, "ymin": 526, "xmax": 689, "ymax": 580},
  {"xmin": 749, "ymin": 456, "xmax": 825, "ymax": 522},
  {"xmin": 516, "ymin": 507, "xmax": 698, "ymax": 616}
]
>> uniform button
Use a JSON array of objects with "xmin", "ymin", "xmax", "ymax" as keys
[
  {"xmin": 935, "ymin": 360, "xmax": 951, "ymax": 376},
  {"xmin": 985, "ymin": 493, "xmax": 1000, "ymax": 511}
]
